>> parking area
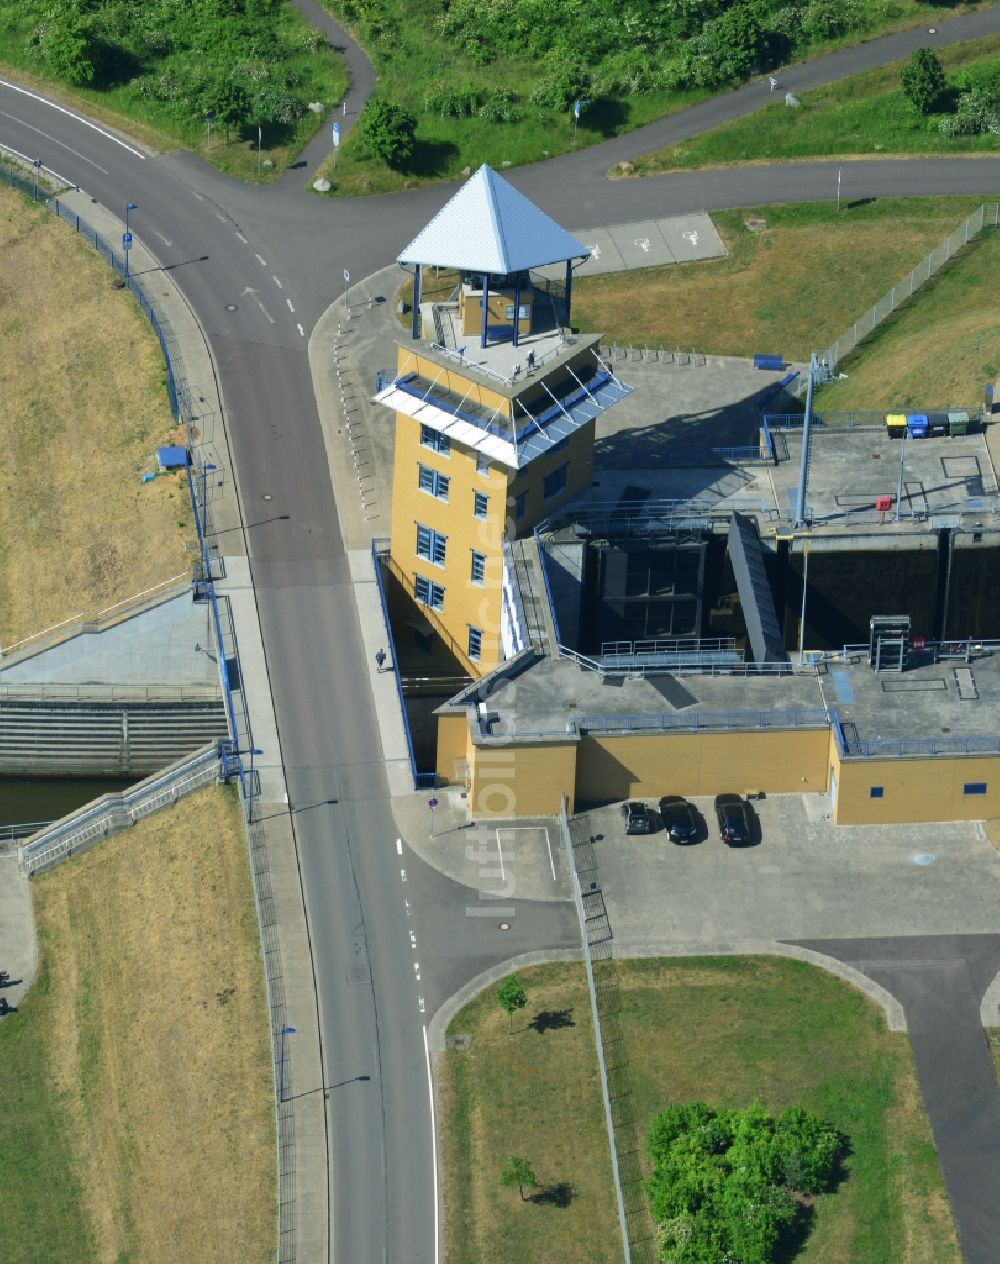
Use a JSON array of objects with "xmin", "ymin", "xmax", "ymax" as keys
[{"xmin": 583, "ymin": 794, "xmax": 1000, "ymax": 947}]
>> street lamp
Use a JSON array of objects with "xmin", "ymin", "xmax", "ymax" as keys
[
  {"xmin": 257, "ymin": 124, "xmax": 262, "ymax": 178},
  {"xmin": 124, "ymin": 202, "xmax": 138, "ymax": 282},
  {"xmin": 279, "ymin": 1025, "xmax": 297, "ymax": 1103},
  {"xmin": 200, "ymin": 463, "xmax": 218, "ymax": 551}
]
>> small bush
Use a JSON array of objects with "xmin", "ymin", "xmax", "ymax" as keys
[{"xmin": 901, "ymin": 47, "xmax": 948, "ymax": 115}]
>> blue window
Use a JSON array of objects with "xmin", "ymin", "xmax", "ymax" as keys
[
  {"xmin": 473, "ymin": 490, "xmax": 489, "ymax": 519},
  {"xmin": 514, "ymin": 491, "xmax": 527, "ymax": 520},
  {"xmin": 468, "ymin": 626, "xmax": 482, "ymax": 660},
  {"xmin": 870, "ymin": 787, "xmax": 884, "ymax": 799},
  {"xmin": 964, "ymin": 782, "xmax": 988, "ymax": 795},
  {"xmin": 421, "ymin": 424, "xmax": 450, "ymax": 455},
  {"xmin": 416, "ymin": 524, "xmax": 447, "ymax": 567},
  {"xmin": 414, "ymin": 574, "xmax": 445, "ymax": 611},
  {"xmin": 418, "ymin": 464, "xmax": 449, "ymax": 501},
  {"xmin": 471, "ymin": 550, "xmax": 486, "ymax": 584},
  {"xmin": 543, "ymin": 463, "xmax": 568, "ymax": 500},
  {"xmin": 476, "ymin": 452, "xmax": 490, "ymax": 475}
]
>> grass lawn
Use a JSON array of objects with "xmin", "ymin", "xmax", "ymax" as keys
[
  {"xmin": 0, "ymin": 785, "xmax": 274, "ymax": 1264},
  {"xmin": 630, "ymin": 35, "xmax": 1000, "ymax": 176},
  {"xmin": 314, "ymin": 0, "xmax": 983, "ymax": 196},
  {"xmin": 815, "ymin": 224, "xmax": 1000, "ymax": 411},
  {"xmin": 0, "ymin": 4, "xmax": 346, "ymax": 183},
  {"xmin": 440, "ymin": 958, "xmax": 959, "ymax": 1264},
  {"xmin": 572, "ymin": 197, "xmax": 986, "ymax": 364},
  {"xmin": 0, "ymin": 181, "xmax": 192, "ymax": 648}
]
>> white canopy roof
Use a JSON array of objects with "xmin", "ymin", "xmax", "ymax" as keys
[{"xmin": 397, "ymin": 165, "xmax": 589, "ymax": 274}]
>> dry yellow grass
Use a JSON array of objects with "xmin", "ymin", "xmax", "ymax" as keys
[
  {"xmin": 0, "ymin": 182, "xmax": 191, "ymax": 646},
  {"xmin": 33, "ymin": 784, "xmax": 274, "ymax": 1263}
]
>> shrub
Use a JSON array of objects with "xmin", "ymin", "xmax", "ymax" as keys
[
  {"xmin": 352, "ymin": 96, "xmax": 417, "ymax": 166},
  {"xmin": 901, "ymin": 47, "xmax": 947, "ymax": 115}
]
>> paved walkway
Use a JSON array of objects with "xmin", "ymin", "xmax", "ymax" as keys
[
  {"xmin": 0, "ymin": 855, "xmax": 37, "ymax": 1018},
  {"xmin": 798, "ymin": 935, "xmax": 1000, "ymax": 1264}
]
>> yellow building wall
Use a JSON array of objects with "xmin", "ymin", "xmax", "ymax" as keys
[
  {"xmin": 468, "ymin": 741, "xmax": 578, "ymax": 817},
  {"xmin": 831, "ymin": 746, "xmax": 1000, "ymax": 824},
  {"xmin": 436, "ymin": 713, "xmax": 471, "ymax": 786},
  {"xmin": 576, "ymin": 728, "xmax": 830, "ymax": 803},
  {"xmin": 395, "ymin": 347, "xmax": 512, "ymax": 417},
  {"xmin": 458, "ymin": 286, "xmax": 532, "ymax": 337},
  {"xmin": 508, "ymin": 421, "xmax": 595, "ymax": 538},
  {"xmin": 389, "ymin": 411, "xmax": 508, "ymax": 671}
]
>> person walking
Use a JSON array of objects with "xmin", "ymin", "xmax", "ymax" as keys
[{"xmin": 375, "ymin": 648, "xmax": 387, "ymax": 672}]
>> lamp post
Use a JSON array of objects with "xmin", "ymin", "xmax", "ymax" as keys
[
  {"xmin": 124, "ymin": 202, "xmax": 138, "ymax": 282},
  {"xmin": 257, "ymin": 124, "xmax": 262, "ymax": 178},
  {"xmin": 32, "ymin": 157, "xmax": 41, "ymax": 200},
  {"xmin": 279, "ymin": 1025, "xmax": 297, "ymax": 1103},
  {"xmin": 200, "ymin": 462, "xmax": 217, "ymax": 551}
]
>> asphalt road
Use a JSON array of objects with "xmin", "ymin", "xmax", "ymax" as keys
[{"xmin": 2, "ymin": 7, "xmax": 1000, "ymax": 1259}]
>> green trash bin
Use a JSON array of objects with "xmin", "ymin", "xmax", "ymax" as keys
[{"xmin": 948, "ymin": 410, "xmax": 972, "ymax": 436}]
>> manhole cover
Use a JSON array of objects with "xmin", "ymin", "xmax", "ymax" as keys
[
  {"xmin": 499, "ymin": 921, "xmax": 510, "ymax": 931},
  {"xmin": 263, "ymin": 493, "xmax": 272, "ymax": 501},
  {"xmin": 913, "ymin": 853, "xmax": 935, "ymax": 866},
  {"xmin": 225, "ymin": 303, "xmax": 238, "ymax": 311}
]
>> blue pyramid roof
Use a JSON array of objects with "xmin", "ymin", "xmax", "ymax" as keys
[{"xmin": 397, "ymin": 165, "xmax": 589, "ymax": 274}]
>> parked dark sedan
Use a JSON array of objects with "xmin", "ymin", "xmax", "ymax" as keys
[
  {"xmin": 715, "ymin": 794, "xmax": 754, "ymax": 846},
  {"xmin": 658, "ymin": 796, "xmax": 700, "ymax": 844},
  {"xmin": 621, "ymin": 801, "xmax": 656, "ymax": 835}
]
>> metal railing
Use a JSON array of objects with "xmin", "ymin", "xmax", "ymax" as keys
[
  {"xmin": 19, "ymin": 744, "xmax": 221, "ymax": 875},
  {"xmin": 577, "ymin": 708, "xmax": 830, "ymax": 737},
  {"xmin": 371, "ymin": 540, "xmax": 437, "ymax": 788},
  {"xmin": 819, "ymin": 203, "xmax": 999, "ymax": 371},
  {"xmin": 531, "ymin": 529, "xmax": 563, "ymax": 647},
  {"xmin": 765, "ymin": 409, "xmax": 982, "ymax": 431},
  {"xmin": 1, "ymin": 820, "xmax": 55, "ymax": 844}
]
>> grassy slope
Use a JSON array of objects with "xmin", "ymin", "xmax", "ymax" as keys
[
  {"xmin": 0, "ymin": 786, "xmax": 274, "ymax": 1264},
  {"xmin": 314, "ymin": 1, "xmax": 986, "ymax": 195},
  {"xmin": 0, "ymin": 182, "xmax": 192, "ymax": 646},
  {"xmin": 815, "ymin": 224, "xmax": 1000, "ymax": 410},
  {"xmin": 632, "ymin": 35, "xmax": 1000, "ymax": 175},
  {"xmin": 441, "ymin": 958, "xmax": 958, "ymax": 1264},
  {"xmin": 0, "ymin": 4, "xmax": 346, "ymax": 182},
  {"xmin": 574, "ymin": 197, "xmax": 984, "ymax": 363}
]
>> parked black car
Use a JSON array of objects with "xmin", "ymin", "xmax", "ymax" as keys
[
  {"xmin": 715, "ymin": 794, "xmax": 754, "ymax": 846},
  {"xmin": 658, "ymin": 796, "xmax": 700, "ymax": 844},
  {"xmin": 621, "ymin": 801, "xmax": 656, "ymax": 835}
]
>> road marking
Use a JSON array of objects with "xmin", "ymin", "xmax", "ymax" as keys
[
  {"xmin": 544, "ymin": 826, "xmax": 557, "ymax": 881},
  {"xmin": 241, "ymin": 286, "xmax": 275, "ymax": 324},
  {"xmin": 400, "ymin": 867, "xmax": 407, "ymax": 883},
  {"xmin": 190, "ymin": 190, "xmax": 204, "ymax": 202},
  {"xmin": 0, "ymin": 78, "xmax": 145, "ymax": 158},
  {"xmin": 0, "ymin": 110, "xmax": 108, "ymax": 174},
  {"xmin": 403, "ymin": 898, "xmax": 411, "ymax": 915},
  {"xmin": 495, "ymin": 833, "xmax": 505, "ymax": 883},
  {"xmin": 0, "ymin": 139, "xmax": 78, "ymax": 187},
  {"xmin": 272, "ymin": 274, "xmax": 283, "ymax": 289},
  {"xmin": 286, "ymin": 297, "xmax": 295, "ymax": 313},
  {"xmin": 297, "ymin": 322, "xmax": 305, "ymax": 337},
  {"xmin": 214, "ymin": 211, "xmax": 226, "ymax": 223},
  {"xmin": 409, "ymin": 930, "xmax": 417, "ymax": 948},
  {"xmin": 418, "ymin": 995, "xmax": 425, "ymax": 1014},
  {"xmin": 396, "ymin": 838, "xmax": 403, "ymax": 855},
  {"xmin": 152, "ymin": 229, "xmax": 172, "ymax": 247},
  {"xmin": 413, "ymin": 962, "xmax": 421, "ymax": 980},
  {"xmin": 422, "ymin": 1026, "xmax": 441, "ymax": 1264},
  {"xmin": 235, "ymin": 230, "xmax": 248, "ymax": 244},
  {"xmin": 255, "ymin": 252, "xmax": 267, "ymax": 266}
]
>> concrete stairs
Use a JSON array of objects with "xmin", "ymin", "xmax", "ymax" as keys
[{"xmin": 507, "ymin": 535, "xmax": 559, "ymax": 655}]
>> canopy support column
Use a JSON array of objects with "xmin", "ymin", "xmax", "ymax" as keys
[
  {"xmin": 480, "ymin": 272, "xmax": 489, "ymax": 349},
  {"xmin": 512, "ymin": 273, "xmax": 521, "ymax": 348},
  {"xmin": 564, "ymin": 260, "xmax": 573, "ymax": 330},
  {"xmin": 410, "ymin": 264, "xmax": 421, "ymax": 340}
]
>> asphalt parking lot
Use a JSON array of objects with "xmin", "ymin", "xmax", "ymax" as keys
[{"xmin": 585, "ymin": 793, "xmax": 1000, "ymax": 947}]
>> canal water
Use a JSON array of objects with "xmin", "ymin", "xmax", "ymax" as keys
[{"xmin": 0, "ymin": 777, "xmax": 134, "ymax": 828}]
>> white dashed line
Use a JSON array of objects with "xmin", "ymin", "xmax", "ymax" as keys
[
  {"xmin": 191, "ymin": 190, "xmax": 204, "ymax": 202},
  {"xmin": 272, "ymin": 275, "xmax": 283, "ymax": 289},
  {"xmin": 396, "ymin": 838, "xmax": 403, "ymax": 855},
  {"xmin": 297, "ymin": 323, "xmax": 305, "ymax": 337},
  {"xmin": 0, "ymin": 78, "xmax": 146, "ymax": 158},
  {"xmin": 286, "ymin": 298, "xmax": 295, "ymax": 313},
  {"xmin": 0, "ymin": 117, "xmax": 106, "ymax": 175},
  {"xmin": 214, "ymin": 211, "xmax": 226, "ymax": 223},
  {"xmin": 400, "ymin": 868, "xmax": 407, "ymax": 883},
  {"xmin": 255, "ymin": 252, "xmax": 267, "ymax": 266},
  {"xmin": 418, "ymin": 995, "xmax": 425, "ymax": 1014},
  {"xmin": 236, "ymin": 231, "xmax": 248, "ymax": 244},
  {"xmin": 409, "ymin": 930, "xmax": 417, "ymax": 948}
]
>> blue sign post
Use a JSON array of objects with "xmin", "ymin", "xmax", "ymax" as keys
[
  {"xmin": 572, "ymin": 98, "xmax": 590, "ymax": 143},
  {"xmin": 123, "ymin": 201, "xmax": 138, "ymax": 282},
  {"xmin": 332, "ymin": 120, "xmax": 340, "ymax": 169},
  {"xmin": 428, "ymin": 795, "xmax": 439, "ymax": 837}
]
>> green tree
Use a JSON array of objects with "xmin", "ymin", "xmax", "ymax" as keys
[
  {"xmin": 499, "ymin": 1154, "xmax": 536, "ymax": 1201},
  {"xmin": 901, "ymin": 47, "xmax": 947, "ymax": 115},
  {"xmin": 352, "ymin": 97, "xmax": 417, "ymax": 167},
  {"xmin": 497, "ymin": 974, "xmax": 527, "ymax": 1034},
  {"xmin": 41, "ymin": 7, "xmax": 96, "ymax": 86}
]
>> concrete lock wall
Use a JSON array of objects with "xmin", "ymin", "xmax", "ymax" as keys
[
  {"xmin": 832, "ymin": 746, "xmax": 1000, "ymax": 824},
  {"xmin": 575, "ymin": 727, "xmax": 831, "ymax": 803},
  {"xmin": 468, "ymin": 741, "xmax": 578, "ymax": 817}
]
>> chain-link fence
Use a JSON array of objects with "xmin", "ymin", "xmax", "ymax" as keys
[{"xmin": 820, "ymin": 202, "xmax": 1000, "ymax": 372}]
